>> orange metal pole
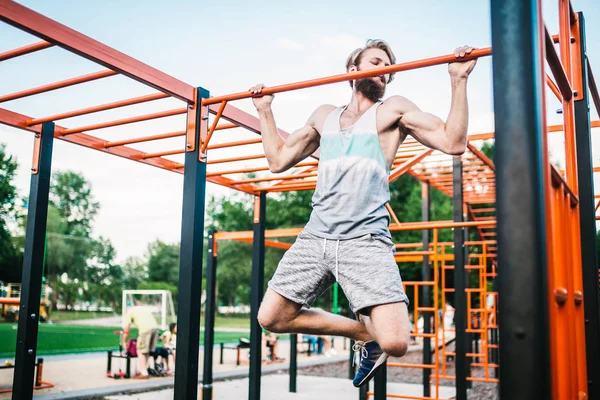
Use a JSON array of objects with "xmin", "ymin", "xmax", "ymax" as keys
[
  {"xmin": 547, "ymin": 74, "xmax": 564, "ymax": 102},
  {"xmin": 208, "ymin": 154, "xmax": 266, "ymax": 164},
  {"xmin": 206, "ymin": 161, "xmax": 318, "ymax": 177},
  {"xmin": 200, "ymin": 100, "xmax": 227, "ymax": 153},
  {"xmin": 27, "ymin": 93, "xmax": 169, "ymax": 125},
  {"xmin": 0, "ymin": 41, "xmax": 53, "ymax": 62},
  {"xmin": 207, "ymin": 138, "xmax": 262, "ymax": 150},
  {"xmin": 104, "ymin": 130, "xmax": 185, "ymax": 148},
  {"xmin": 60, "ymin": 108, "xmax": 187, "ymax": 135},
  {"xmin": 433, "ymin": 228, "xmax": 440, "ymax": 399},
  {"xmin": 141, "ymin": 149, "xmax": 184, "ymax": 160},
  {"xmin": 232, "ymin": 172, "xmax": 318, "ymax": 185},
  {"xmin": 0, "ymin": 70, "xmax": 117, "ymax": 103},
  {"xmin": 203, "ymin": 48, "xmax": 492, "ymax": 105}
]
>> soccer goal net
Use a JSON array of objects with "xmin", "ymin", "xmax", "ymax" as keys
[{"xmin": 122, "ymin": 290, "xmax": 176, "ymax": 330}]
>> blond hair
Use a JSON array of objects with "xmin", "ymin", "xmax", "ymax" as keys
[{"xmin": 346, "ymin": 39, "xmax": 396, "ymax": 88}]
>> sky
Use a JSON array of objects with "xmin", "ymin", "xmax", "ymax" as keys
[{"xmin": 1, "ymin": 0, "xmax": 599, "ymax": 264}]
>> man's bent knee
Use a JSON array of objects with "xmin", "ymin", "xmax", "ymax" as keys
[
  {"xmin": 257, "ymin": 302, "xmax": 295, "ymax": 333},
  {"xmin": 379, "ymin": 338, "xmax": 409, "ymax": 358}
]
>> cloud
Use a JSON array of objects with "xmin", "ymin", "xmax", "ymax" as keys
[{"xmin": 275, "ymin": 37, "xmax": 304, "ymax": 50}]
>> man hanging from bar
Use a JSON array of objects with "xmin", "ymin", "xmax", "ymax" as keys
[{"xmin": 250, "ymin": 39, "xmax": 477, "ymax": 388}]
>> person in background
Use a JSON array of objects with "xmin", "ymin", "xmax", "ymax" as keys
[{"xmin": 122, "ymin": 304, "xmax": 159, "ymax": 379}]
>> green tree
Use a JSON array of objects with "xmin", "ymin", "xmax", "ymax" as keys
[
  {"xmin": 122, "ymin": 256, "xmax": 148, "ymax": 289},
  {"xmin": 50, "ymin": 171, "xmax": 100, "ymax": 237},
  {"xmin": 146, "ymin": 240, "xmax": 180, "ymax": 284},
  {"xmin": 0, "ymin": 144, "xmax": 21, "ymax": 283}
]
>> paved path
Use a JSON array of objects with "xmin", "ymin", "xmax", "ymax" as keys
[{"xmin": 104, "ymin": 375, "xmax": 456, "ymax": 400}]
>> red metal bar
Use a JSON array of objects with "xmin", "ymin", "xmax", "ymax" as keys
[
  {"xmin": 104, "ymin": 130, "xmax": 185, "ymax": 148},
  {"xmin": 60, "ymin": 108, "xmax": 187, "ymax": 135},
  {"xmin": 0, "ymin": 70, "xmax": 117, "ymax": 103},
  {"xmin": 27, "ymin": 93, "xmax": 169, "ymax": 125},
  {"xmin": 203, "ymin": 47, "xmax": 491, "ymax": 105},
  {"xmin": 0, "ymin": 40, "xmax": 53, "ymax": 62},
  {"xmin": 0, "ymin": 0, "xmax": 195, "ymax": 103}
]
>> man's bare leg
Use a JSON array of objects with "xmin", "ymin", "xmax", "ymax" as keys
[
  {"xmin": 258, "ymin": 289, "xmax": 374, "ymax": 342},
  {"xmin": 365, "ymin": 302, "xmax": 411, "ymax": 357}
]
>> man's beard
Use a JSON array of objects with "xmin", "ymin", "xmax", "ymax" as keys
[{"xmin": 354, "ymin": 76, "xmax": 385, "ymax": 102}]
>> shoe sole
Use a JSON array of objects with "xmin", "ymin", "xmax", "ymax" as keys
[{"xmin": 353, "ymin": 353, "xmax": 389, "ymax": 388}]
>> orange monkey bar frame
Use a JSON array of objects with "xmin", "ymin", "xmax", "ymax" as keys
[{"xmin": 1, "ymin": 0, "xmax": 599, "ymax": 399}]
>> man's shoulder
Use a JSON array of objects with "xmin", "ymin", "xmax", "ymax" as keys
[{"xmin": 381, "ymin": 95, "xmax": 412, "ymax": 109}]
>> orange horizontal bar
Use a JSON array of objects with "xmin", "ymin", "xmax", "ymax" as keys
[
  {"xmin": 60, "ymin": 108, "xmax": 186, "ymax": 135},
  {"xmin": 432, "ymin": 375, "xmax": 500, "ymax": 383},
  {"xmin": 215, "ymin": 123, "xmax": 238, "ymax": 131},
  {"xmin": 366, "ymin": 393, "xmax": 445, "ymax": 400},
  {"xmin": 208, "ymin": 138, "xmax": 262, "ymax": 150},
  {"xmin": 0, "ymin": 70, "xmax": 117, "ymax": 103},
  {"xmin": 203, "ymin": 47, "xmax": 491, "ymax": 105},
  {"xmin": 141, "ymin": 149, "xmax": 184, "ymax": 160},
  {"xmin": 0, "ymin": 41, "xmax": 53, "ymax": 62},
  {"xmin": 104, "ymin": 130, "xmax": 185, "ymax": 148},
  {"xmin": 208, "ymin": 154, "xmax": 266, "ymax": 164},
  {"xmin": 257, "ymin": 182, "xmax": 318, "ymax": 192},
  {"xmin": 233, "ymin": 172, "xmax": 317, "ymax": 185},
  {"xmin": 0, "ymin": 0, "xmax": 195, "ymax": 103},
  {"xmin": 387, "ymin": 363, "xmax": 435, "ymax": 369},
  {"xmin": 388, "ymin": 220, "xmax": 496, "ymax": 232},
  {"xmin": 206, "ymin": 161, "xmax": 318, "ymax": 177},
  {"xmin": 0, "ymin": 298, "xmax": 19, "ymax": 305},
  {"xmin": 28, "ymin": 93, "xmax": 169, "ymax": 125}
]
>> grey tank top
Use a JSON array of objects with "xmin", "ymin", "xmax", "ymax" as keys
[{"xmin": 304, "ymin": 102, "xmax": 392, "ymax": 239}]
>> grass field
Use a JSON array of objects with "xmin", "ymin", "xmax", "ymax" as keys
[
  {"xmin": 0, "ymin": 323, "xmax": 250, "ymax": 359},
  {"xmin": 48, "ymin": 311, "xmax": 118, "ymax": 322}
]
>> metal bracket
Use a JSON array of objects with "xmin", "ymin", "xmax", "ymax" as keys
[
  {"xmin": 31, "ymin": 133, "xmax": 41, "ymax": 175},
  {"xmin": 253, "ymin": 196, "xmax": 261, "ymax": 223}
]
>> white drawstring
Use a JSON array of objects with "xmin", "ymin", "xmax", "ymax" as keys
[{"xmin": 322, "ymin": 238, "xmax": 327, "ymax": 257}]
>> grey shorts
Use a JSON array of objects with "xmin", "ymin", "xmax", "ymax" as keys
[{"xmin": 268, "ymin": 230, "xmax": 409, "ymax": 315}]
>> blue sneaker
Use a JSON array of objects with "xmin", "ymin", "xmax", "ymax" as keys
[{"xmin": 352, "ymin": 341, "xmax": 388, "ymax": 387}]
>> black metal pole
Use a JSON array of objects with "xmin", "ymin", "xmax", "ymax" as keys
[
  {"xmin": 452, "ymin": 156, "xmax": 467, "ymax": 400},
  {"xmin": 359, "ymin": 380, "xmax": 369, "ymax": 400},
  {"xmin": 421, "ymin": 181, "xmax": 432, "ymax": 397},
  {"xmin": 574, "ymin": 12, "xmax": 600, "ymax": 399},
  {"xmin": 289, "ymin": 334, "xmax": 297, "ymax": 392},
  {"xmin": 490, "ymin": 0, "xmax": 552, "ymax": 398},
  {"xmin": 374, "ymin": 363, "xmax": 387, "ymax": 400},
  {"xmin": 12, "ymin": 122, "xmax": 54, "ymax": 400},
  {"xmin": 349, "ymin": 339, "xmax": 355, "ymax": 379},
  {"xmin": 174, "ymin": 87, "xmax": 209, "ymax": 400},
  {"xmin": 202, "ymin": 230, "xmax": 218, "ymax": 400},
  {"xmin": 249, "ymin": 192, "xmax": 266, "ymax": 400}
]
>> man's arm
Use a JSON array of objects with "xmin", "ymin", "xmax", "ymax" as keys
[
  {"xmin": 393, "ymin": 46, "xmax": 477, "ymax": 155},
  {"xmin": 250, "ymin": 84, "xmax": 331, "ymax": 173}
]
